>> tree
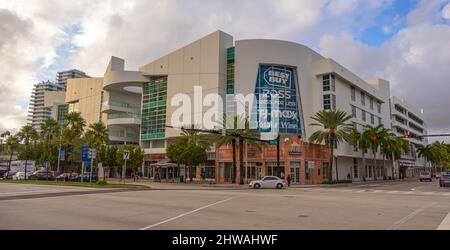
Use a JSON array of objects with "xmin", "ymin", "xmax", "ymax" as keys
[
  {"xmin": 17, "ymin": 125, "xmax": 38, "ymax": 179},
  {"xmin": 309, "ymin": 110, "xmax": 353, "ymax": 181},
  {"xmin": 210, "ymin": 115, "xmax": 261, "ymax": 184},
  {"xmin": 365, "ymin": 125, "xmax": 389, "ymax": 180},
  {"xmin": 61, "ymin": 112, "xmax": 86, "ymax": 172},
  {"xmin": 5, "ymin": 135, "xmax": 20, "ymax": 172},
  {"xmin": 167, "ymin": 138, "xmax": 208, "ymax": 181},
  {"xmin": 116, "ymin": 145, "xmax": 144, "ymax": 179},
  {"xmin": 40, "ymin": 119, "xmax": 60, "ymax": 177},
  {"xmin": 387, "ymin": 136, "xmax": 410, "ymax": 179},
  {"xmin": 417, "ymin": 144, "xmax": 433, "ymax": 170},
  {"xmin": 84, "ymin": 122, "xmax": 109, "ymax": 177},
  {"xmin": 347, "ymin": 128, "xmax": 370, "ymax": 181}
]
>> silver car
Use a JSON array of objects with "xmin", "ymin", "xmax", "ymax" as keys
[
  {"xmin": 419, "ymin": 171, "xmax": 432, "ymax": 182},
  {"xmin": 249, "ymin": 176, "xmax": 287, "ymax": 189}
]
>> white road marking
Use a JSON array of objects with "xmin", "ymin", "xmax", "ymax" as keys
[
  {"xmin": 0, "ymin": 190, "xmax": 64, "ymax": 196},
  {"xmin": 437, "ymin": 211, "xmax": 450, "ymax": 230},
  {"xmin": 387, "ymin": 202, "xmax": 437, "ymax": 230},
  {"xmin": 140, "ymin": 196, "xmax": 239, "ymax": 230},
  {"xmin": 356, "ymin": 190, "xmax": 366, "ymax": 193}
]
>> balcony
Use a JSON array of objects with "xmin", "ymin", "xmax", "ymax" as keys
[
  {"xmin": 107, "ymin": 113, "xmax": 141, "ymax": 126},
  {"xmin": 109, "ymin": 131, "xmax": 139, "ymax": 143},
  {"xmin": 102, "ymin": 100, "xmax": 140, "ymax": 114}
]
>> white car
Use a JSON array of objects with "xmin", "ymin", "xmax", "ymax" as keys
[
  {"xmin": 419, "ymin": 171, "xmax": 432, "ymax": 182},
  {"xmin": 12, "ymin": 172, "xmax": 27, "ymax": 180},
  {"xmin": 249, "ymin": 176, "xmax": 286, "ymax": 189}
]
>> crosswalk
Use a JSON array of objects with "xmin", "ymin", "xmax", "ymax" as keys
[{"xmin": 309, "ymin": 188, "xmax": 450, "ymax": 197}]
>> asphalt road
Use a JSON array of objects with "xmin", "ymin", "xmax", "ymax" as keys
[{"xmin": 1, "ymin": 180, "xmax": 449, "ymax": 230}]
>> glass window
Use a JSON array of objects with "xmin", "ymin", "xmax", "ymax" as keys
[
  {"xmin": 377, "ymin": 102, "xmax": 381, "ymax": 114},
  {"xmin": 332, "ymin": 94, "xmax": 336, "ymax": 110},
  {"xmin": 362, "ymin": 110, "xmax": 366, "ymax": 122},
  {"xmin": 351, "ymin": 106, "xmax": 357, "ymax": 118},
  {"xmin": 370, "ymin": 98, "xmax": 374, "ymax": 110},
  {"xmin": 371, "ymin": 114, "xmax": 375, "ymax": 125},
  {"xmin": 323, "ymin": 94, "xmax": 331, "ymax": 110},
  {"xmin": 351, "ymin": 86, "xmax": 356, "ymax": 101},
  {"xmin": 378, "ymin": 117, "xmax": 382, "ymax": 125},
  {"xmin": 323, "ymin": 74, "xmax": 335, "ymax": 92},
  {"xmin": 361, "ymin": 92, "xmax": 366, "ymax": 106}
]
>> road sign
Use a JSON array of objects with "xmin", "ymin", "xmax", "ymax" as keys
[
  {"xmin": 89, "ymin": 148, "xmax": 96, "ymax": 159},
  {"xmin": 59, "ymin": 150, "xmax": 65, "ymax": 161},
  {"xmin": 123, "ymin": 150, "xmax": 130, "ymax": 160}
]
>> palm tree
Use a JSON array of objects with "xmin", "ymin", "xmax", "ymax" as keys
[
  {"xmin": 212, "ymin": 115, "xmax": 261, "ymax": 184},
  {"xmin": 61, "ymin": 112, "xmax": 86, "ymax": 172},
  {"xmin": 348, "ymin": 128, "xmax": 370, "ymax": 181},
  {"xmin": 17, "ymin": 125, "xmax": 38, "ymax": 179},
  {"xmin": 417, "ymin": 144, "xmax": 432, "ymax": 171},
  {"xmin": 309, "ymin": 110, "xmax": 353, "ymax": 181},
  {"xmin": 5, "ymin": 135, "xmax": 20, "ymax": 172},
  {"xmin": 84, "ymin": 122, "xmax": 109, "ymax": 180},
  {"xmin": 388, "ymin": 137, "xmax": 410, "ymax": 179},
  {"xmin": 40, "ymin": 119, "xmax": 59, "ymax": 172}
]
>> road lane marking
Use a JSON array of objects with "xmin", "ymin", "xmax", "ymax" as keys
[
  {"xmin": 356, "ymin": 190, "xmax": 366, "ymax": 193},
  {"xmin": 387, "ymin": 202, "xmax": 437, "ymax": 230},
  {"xmin": 437, "ymin": 211, "xmax": 450, "ymax": 230},
  {"xmin": 140, "ymin": 196, "xmax": 240, "ymax": 230}
]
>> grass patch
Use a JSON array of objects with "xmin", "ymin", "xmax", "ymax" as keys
[
  {"xmin": 0, "ymin": 180, "xmax": 149, "ymax": 189},
  {"xmin": 321, "ymin": 180, "xmax": 353, "ymax": 185}
]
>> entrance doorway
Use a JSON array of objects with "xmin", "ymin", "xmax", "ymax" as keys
[{"xmin": 290, "ymin": 162, "xmax": 301, "ymax": 184}]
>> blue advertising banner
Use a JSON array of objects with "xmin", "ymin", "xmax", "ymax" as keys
[{"xmin": 254, "ymin": 65, "xmax": 302, "ymax": 135}]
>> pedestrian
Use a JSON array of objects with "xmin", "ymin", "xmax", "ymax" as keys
[
  {"xmin": 287, "ymin": 174, "xmax": 291, "ymax": 187},
  {"xmin": 347, "ymin": 173, "xmax": 351, "ymax": 180}
]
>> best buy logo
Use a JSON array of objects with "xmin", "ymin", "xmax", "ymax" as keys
[{"xmin": 264, "ymin": 67, "xmax": 291, "ymax": 88}]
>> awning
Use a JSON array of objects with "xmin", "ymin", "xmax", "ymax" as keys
[{"xmin": 150, "ymin": 159, "xmax": 177, "ymax": 168}]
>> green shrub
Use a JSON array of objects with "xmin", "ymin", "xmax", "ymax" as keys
[{"xmin": 96, "ymin": 181, "xmax": 108, "ymax": 185}]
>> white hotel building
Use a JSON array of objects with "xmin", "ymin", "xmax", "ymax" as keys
[{"xmin": 66, "ymin": 30, "xmax": 428, "ymax": 182}]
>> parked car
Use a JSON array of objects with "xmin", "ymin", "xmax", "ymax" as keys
[
  {"xmin": 12, "ymin": 172, "xmax": 27, "ymax": 180},
  {"xmin": 3, "ymin": 171, "xmax": 17, "ymax": 180},
  {"xmin": 28, "ymin": 170, "xmax": 56, "ymax": 180},
  {"xmin": 439, "ymin": 174, "xmax": 450, "ymax": 188},
  {"xmin": 249, "ymin": 176, "xmax": 286, "ymax": 189},
  {"xmin": 419, "ymin": 171, "xmax": 432, "ymax": 182},
  {"xmin": 73, "ymin": 173, "xmax": 97, "ymax": 182}
]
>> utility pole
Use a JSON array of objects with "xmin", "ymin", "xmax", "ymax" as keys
[
  {"xmin": 231, "ymin": 139, "xmax": 236, "ymax": 184},
  {"xmin": 276, "ymin": 134, "xmax": 281, "ymax": 178},
  {"xmin": 239, "ymin": 137, "xmax": 244, "ymax": 185}
]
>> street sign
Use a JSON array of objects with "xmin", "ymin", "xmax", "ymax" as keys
[
  {"xmin": 60, "ymin": 150, "xmax": 65, "ymax": 161},
  {"xmin": 123, "ymin": 150, "xmax": 130, "ymax": 160},
  {"xmin": 89, "ymin": 148, "xmax": 96, "ymax": 159},
  {"xmin": 308, "ymin": 161, "xmax": 315, "ymax": 169}
]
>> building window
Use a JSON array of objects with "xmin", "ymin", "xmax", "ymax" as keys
[
  {"xmin": 323, "ymin": 94, "xmax": 331, "ymax": 110},
  {"xmin": 322, "ymin": 162, "xmax": 329, "ymax": 180},
  {"xmin": 351, "ymin": 86, "xmax": 356, "ymax": 102},
  {"xmin": 377, "ymin": 102, "xmax": 381, "ymax": 114},
  {"xmin": 323, "ymin": 74, "xmax": 335, "ymax": 92},
  {"xmin": 362, "ymin": 110, "xmax": 366, "ymax": 122},
  {"xmin": 332, "ymin": 94, "xmax": 336, "ymax": 110},
  {"xmin": 141, "ymin": 76, "xmax": 168, "ymax": 140},
  {"xmin": 361, "ymin": 92, "xmax": 366, "ymax": 106},
  {"xmin": 371, "ymin": 114, "xmax": 375, "ymax": 125},
  {"xmin": 226, "ymin": 47, "xmax": 235, "ymax": 95},
  {"xmin": 378, "ymin": 117, "xmax": 382, "ymax": 125},
  {"xmin": 353, "ymin": 159, "xmax": 358, "ymax": 178},
  {"xmin": 68, "ymin": 101, "xmax": 79, "ymax": 113},
  {"xmin": 370, "ymin": 97, "xmax": 374, "ymax": 110},
  {"xmin": 351, "ymin": 106, "xmax": 357, "ymax": 118},
  {"xmin": 266, "ymin": 162, "xmax": 285, "ymax": 178}
]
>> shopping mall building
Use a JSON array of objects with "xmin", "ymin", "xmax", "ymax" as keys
[{"xmin": 65, "ymin": 30, "xmax": 428, "ymax": 184}]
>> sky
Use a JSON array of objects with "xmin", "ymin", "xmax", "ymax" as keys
[{"xmin": 0, "ymin": 0, "xmax": 450, "ymax": 142}]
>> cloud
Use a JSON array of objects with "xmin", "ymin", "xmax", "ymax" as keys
[
  {"xmin": 443, "ymin": 2, "xmax": 450, "ymax": 19},
  {"xmin": 0, "ymin": 0, "xmax": 449, "ymax": 144}
]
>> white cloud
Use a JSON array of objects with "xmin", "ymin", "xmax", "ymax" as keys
[
  {"xmin": 443, "ymin": 2, "xmax": 450, "ymax": 19},
  {"xmin": 0, "ymin": 0, "xmax": 449, "ymax": 142}
]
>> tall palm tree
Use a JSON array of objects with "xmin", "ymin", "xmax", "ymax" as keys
[
  {"xmin": 17, "ymin": 125, "xmax": 38, "ymax": 179},
  {"xmin": 40, "ymin": 119, "xmax": 59, "ymax": 171},
  {"xmin": 348, "ymin": 128, "xmax": 371, "ymax": 181},
  {"xmin": 212, "ymin": 115, "xmax": 261, "ymax": 184},
  {"xmin": 388, "ymin": 137, "xmax": 410, "ymax": 179},
  {"xmin": 84, "ymin": 122, "xmax": 109, "ymax": 179},
  {"xmin": 5, "ymin": 135, "xmax": 20, "ymax": 172},
  {"xmin": 309, "ymin": 110, "xmax": 353, "ymax": 181},
  {"xmin": 62, "ymin": 112, "xmax": 86, "ymax": 172},
  {"xmin": 365, "ymin": 125, "xmax": 388, "ymax": 180},
  {"xmin": 417, "ymin": 144, "xmax": 432, "ymax": 171}
]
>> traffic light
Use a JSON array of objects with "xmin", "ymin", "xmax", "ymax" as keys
[{"xmin": 372, "ymin": 136, "xmax": 380, "ymax": 141}]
